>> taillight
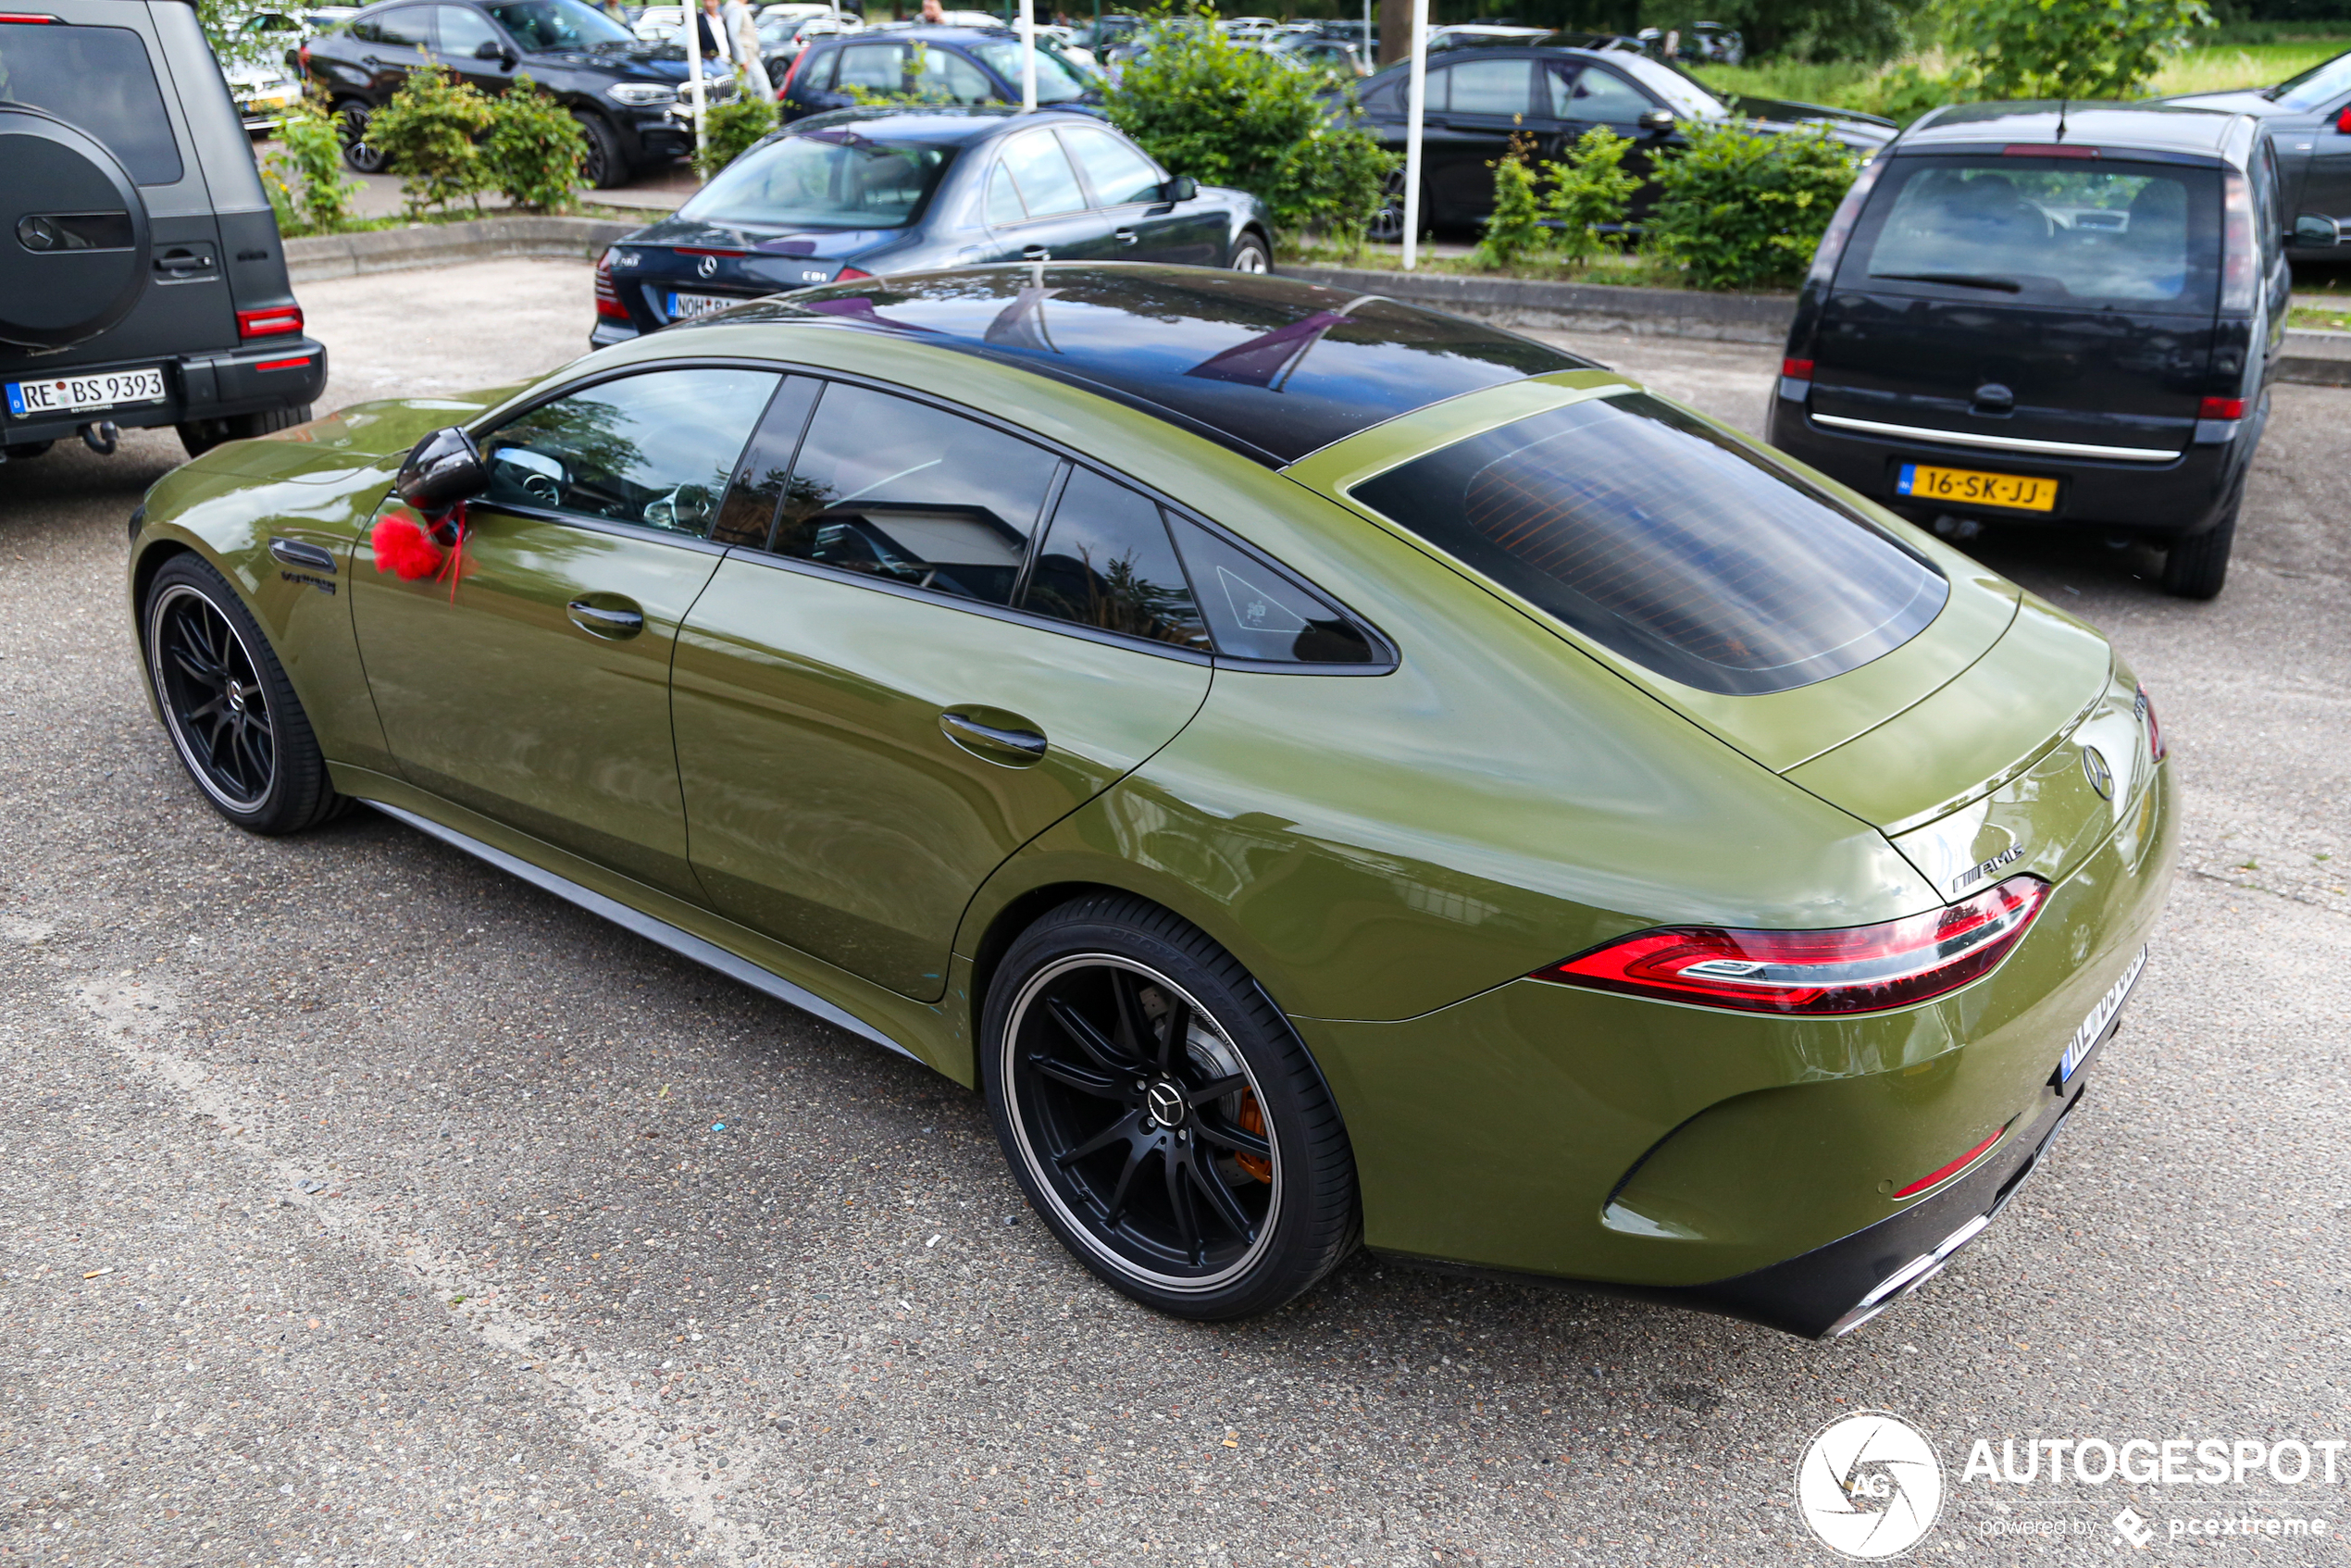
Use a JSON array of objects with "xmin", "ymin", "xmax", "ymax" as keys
[
  {"xmin": 236, "ymin": 305, "xmax": 303, "ymax": 338},
  {"xmin": 1801, "ymin": 151, "xmax": 1885, "ymax": 292},
  {"xmin": 2198, "ymin": 395, "xmax": 2245, "ymax": 421},
  {"xmin": 297, "ymin": 40, "xmax": 310, "ymax": 71},
  {"xmin": 1530, "ymin": 876, "xmax": 2051, "ymax": 1016},
  {"xmin": 594, "ymin": 250, "xmax": 629, "ymax": 320},
  {"xmin": 781, "ymin": 44, "xmax": 812, "ymax": 94},
  {"xmin": 1782, "ymin": 357, "xmax": 1813, "ymax": 379},
  {"xmin": 2220, "ymin": 168, "xmax": 2257, "ymax": 312},
  {"xmin": 835, "ymin": 265, "xmax": 873, "ymax": 280},
  {"xmin": 2338, "ymin": 105, "xmax": 2351, "ymax": 134},
  {"xmin": 2136, "ymin": 682, "xmax": 2166, "ymax": 763},
  {"xmin": 1893, "ymin": 1127, "xmax": 2006, "ymax": 1201}
]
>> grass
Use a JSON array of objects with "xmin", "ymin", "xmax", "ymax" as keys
[
  {"xmin": 1690, "ymin": 36, "xmax": 2351, "ymax": 119},
  {"xmin": 1284, "ymin": 239, "xmax": 1720, "ymax": 290}
]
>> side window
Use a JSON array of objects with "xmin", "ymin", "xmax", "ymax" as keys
[
  {"xmin": 1558, "ymin": 65, "xmax": 1655, "ymax": 124},
  {"xmin": 999, "ymin": 129, "xmax": 1087, "ymax": 218},
  {"xmin": 767, "ymin": 383, "xmax": 1060, "ymax": 606},
  {"xmin": 1446, "ymin": 56, "xmax": 1529, "ymax": 118},
  {"xmin": 1357, "ymin": 74, "xmax": 1401, "ymax": 116},
  {"xmin": 985, "ymin": 161, "xmax": 1027, "ymax": 225},
  {"xmin": 1063, "ymin": 126, "xmax": 1164, "ymax": 207},
  {"xmin": 712, "ymin": 376, "xmax": 821, "ymax": 547},
  {"xmin": 373, "ymin": 6, "xmax": 436, "ymax": 46},
  {"xmin": 914, "ymin": 44, "xmax": 995, "ymax": 104},
  {"xmin": 435, "ymin": 5, "xmax": 501, "ymax": 56},
  {"xmin": 835, "ymin": 42, "xmax": 907, "ymax": 93},
  {"xmin": 1168, "ymin": 516, "xmax": 1377, "ymax": 664},
  {"xmin": 479, "ymin": 367, "xmax": 779, "ymax": 538},
  {"xmin": 1020, "ymin": 469, "xmax": 1210, "ymax": 649}
]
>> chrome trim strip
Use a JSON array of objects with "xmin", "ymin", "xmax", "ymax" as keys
[
  {"xmin": 1812, "ymin": 412, "xmax": 2180, "ymax": 462},
  {"xmin": 368, "ymin": 802, "xmax": 920, "ymax": 1063}
]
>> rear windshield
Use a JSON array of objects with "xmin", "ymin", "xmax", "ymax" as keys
[
  {"xmin": 678, "ymin": 128, "xmax": 953, "ymax": 229},
  {"xmin": 1350, "ymin": 394, "xmax": 1947, "ymax": 696},
  {"xmin": 1843, "ymin": 155, "xmax": 2220, "ymax": 311},
  {"xmin": 0, "ymin": 22, "xmax": 182, "ymax": 186}
]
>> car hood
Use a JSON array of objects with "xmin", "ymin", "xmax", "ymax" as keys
[
  {"xmin": 528, "ymin": 43, "xmax": 728, "ymax": 81},
  {"xmin": 1732, "ymin": 99, "xmax": 1896, "ymax": 146}
]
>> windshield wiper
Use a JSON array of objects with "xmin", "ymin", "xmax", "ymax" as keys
[{"xmin": 1872, "ymin": 271, "xmax": 2023, "ymax": 292}]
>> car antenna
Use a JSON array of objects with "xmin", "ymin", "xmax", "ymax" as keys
[{"xmin": 2055, "ymin": 99, "xmax": 2068, "ymax": 141}]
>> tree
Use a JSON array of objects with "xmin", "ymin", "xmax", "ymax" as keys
[{"xmin": 1968, "ymin": 0, "xmax": 2213, "ymax": 99}]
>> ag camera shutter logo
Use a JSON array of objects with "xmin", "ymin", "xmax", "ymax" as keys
[{"xmin": 1797, "ymin": 1411, "xmax": 1945, "ymax": 1558}]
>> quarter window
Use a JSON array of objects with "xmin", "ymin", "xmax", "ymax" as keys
[
  {"xmin": 1442, "ymin": 57, "xmax": 1530, "ymax": 117},
  {"xmin": 1547, "ymin": 64, "xmax": 1652, "ymax": 123},
  {"xmin": 479, "ymin": 367, "xmax": 779, "ymax": 538},
  {"xmin": 434, "ymin": 5, "xmax": 502, "ymax": 56},
  {"xmin": 999, "ymin": 130, "xmax": 1087, "ymax": 218},
  {"xmin": 985, "ymin": 161, "xmax": 1027, "ymax": 224},
  {"xmin": 0, "ymin": 21, "xmax": 183, "ymax": 186},
  {"xmin": 1020, "ymin": 469, "xmax": 1209, "ymax": 649},
  {"xmin": 834, "ymin": 42, "xmax": 907, "ymax": 93},
  {"xmin": 1168, "ymin": 517, "xmax": 1376, "ymax": 665},
  {"xmin": 1063, "ymin": 126, "xmax": 1163, "ymax": 207},
  {"xmin": 767, "ymin": 382, "xmax": 1060, "ymax": 606}
]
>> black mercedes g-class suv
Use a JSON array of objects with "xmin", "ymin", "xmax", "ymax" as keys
[{"xmin": 1, "ymin": 0, "xmax": 328, "ymax": 463}]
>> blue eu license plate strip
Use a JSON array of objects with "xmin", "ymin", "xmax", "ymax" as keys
[
  {"xmin": 1896, "ymin": 463, "xmax": 1919, "ymax": 495},
  {"xmin": 2059, "ymin": 945, "xmax": 2146, "ymax": 1083}
]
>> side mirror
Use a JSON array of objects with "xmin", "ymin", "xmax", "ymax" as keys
[
  {"xmin": 1161, "ymin": 174, "xmax": 1198, "ymax": 202},
  {"xmin": 394, "ymin": 426, "xmax": 489, "ymax": 513},
  {"xmin": 476, "ymin": 39, "xmax": 515, "ymax": 63},
  {"xmin": 2294, "ymin": 212, "xmax": 2342, "ymax": 247},
  {"xmin": 1636, "ymin": 107, "xmax": 1675, "ymax": 136}
]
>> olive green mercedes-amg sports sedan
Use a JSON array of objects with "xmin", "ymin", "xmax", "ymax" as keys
[{"xmin": 126, "ymin": 267, "xmax": 2176, "ymax": 1338}]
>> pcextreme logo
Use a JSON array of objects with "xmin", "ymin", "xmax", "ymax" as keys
[{"xmin": 1797, "ymin": 1411, "xmax": 1946, "ymax": 1559}]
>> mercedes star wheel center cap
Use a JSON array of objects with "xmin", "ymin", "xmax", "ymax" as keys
[{"xmin": 1145, "ymin": 1080, "xmax": 1187, "ymax": 1128}]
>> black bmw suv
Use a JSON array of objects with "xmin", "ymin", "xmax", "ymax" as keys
[
  {"xmin": 1769, "ymin": 103, "xmax": 2322, "ymax": 599},
  {"xmin": 1, "ymin": 0, "xmax": 327, "ymax": 463},
  {"xmin": 301, "ymin": 0, "xmax": 736, "ymax": 186}
]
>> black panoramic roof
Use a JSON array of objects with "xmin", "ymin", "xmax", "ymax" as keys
[
  {"xmin": 698, "ymin": 266, "xmax": 1593, "ymax": 467},
  {"xmin": 1901, "ymin": 102, "xmax": 2250, "ymax": 162}
]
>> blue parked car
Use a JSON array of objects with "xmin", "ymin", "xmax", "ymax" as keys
[
  {"xmin": 779, "ymin": 24, "xmax": 1104, "ymax": 122},
  {"xmin": 590, "ymin": 106, "xmax": 1272, "ymax": 346}
]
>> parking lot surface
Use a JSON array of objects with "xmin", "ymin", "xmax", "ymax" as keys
[{"xmin": 2, "ymin": 258, "xmax": 2345, "ymax": 1566}]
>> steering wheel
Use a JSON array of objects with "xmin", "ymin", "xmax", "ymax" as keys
[{"xmin": 643, "ymin": 482, "xmax": 715, "ymax": 532}]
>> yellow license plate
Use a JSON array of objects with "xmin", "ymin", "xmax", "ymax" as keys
[{"xmin": 1895, "ymin": 463, "xmax": 2059, "ymax": 513}]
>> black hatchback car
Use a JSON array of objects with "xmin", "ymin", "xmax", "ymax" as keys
[
  {"xmin": 1, "ymin": 0, "xmax": 325, "ymax": 462},
  {"xmin": 301, "ymin": 0, "xmax": 736, "ymax": 186},
  {"xmin": 590, "ymin": 107, "xmax": 1269, "ymax": 345},
  {"xmin": 779, "ymin": 24, "xmax": 1104, "ymax": 123},
  {"xmin": 1768, "ymin": 103, "xmax": 2320, "ymax": 600}
]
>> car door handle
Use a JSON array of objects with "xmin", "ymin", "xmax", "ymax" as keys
[
  {"xmin": 1113, "ymin": 228, "xmax": 1138, "ymax": 246},
  {"xmin": 939, "ymin": 709, "xmax": 1047, "ymax": 764},
  {"xmin": 566, "ymin": 599, "xmax": 645, "ymax": 639},
  {"xmin": 268, "ymin": 536, "xmax": 335, "ymax": 571},
  {"xmin": 1021, "ymin": 244, "xmax": 1052, "ymax": 260}
]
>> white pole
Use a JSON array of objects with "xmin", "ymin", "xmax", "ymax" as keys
[
  {"xmin": 1362, "ymin": 0, "xmax": 1369, "ymax": 72},
  {"xmin": 685, "ymin": 3, "xmax": 706, "ymax": 150},
  {"xmin": 1018, "ymin": 0, "xmax": 1037, "ymax": 111},
  {"xmin": 1401, "ymin": 0, "xmax": 1426, "ymax": 269}
]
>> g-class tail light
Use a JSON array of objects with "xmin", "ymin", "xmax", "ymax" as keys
[
  {"xmin": 594, "ymin": 250, "xmax": 628, "ymax": 320},
  {"xmin": 1529, "ymin": 876, "xmax": 2051, "ymax": 1016},
  {"xmin": 236, "ymin": 305, "xmax": 303, "ymax": 338}
]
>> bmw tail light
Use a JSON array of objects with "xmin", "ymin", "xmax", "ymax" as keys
[
  {"xmin": 835, "ymin": 265, "xmax": 873, "ymax": 280},
  {"xmin": 2220, "ymin": 168, "xmax": 2257, "ymax": 312},
  {"xmin": 594, "ymin": 250, "xmax": 628, "ymax": 320},
  {"xmin": 236, "ymin": 305, "xmax": 303, "ymax": 338},
  {"xmin": 1530, "ymin": 876, "xmax": 2051, "ymax": 1016},
  {"xmin": 2136, "ymin": 682, "xmax": 2166, "ymax": 762}
]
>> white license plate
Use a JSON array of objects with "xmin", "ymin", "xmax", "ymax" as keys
[
  {"xmin": 6, "ymin": 366, "xmax": 167, "ymax": 418},
  {"xmin": 665, "ymin": 292, "xmax": 738, "ymax": 321},
  {"xmin": 2059, "ymin": 945, "xmax": 2146, "ymax": 1083}
]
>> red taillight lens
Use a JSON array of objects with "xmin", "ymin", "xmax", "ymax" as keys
[
  {"xmin": 2338, "ymin": 105, "xmax": 2351, "ymax": 134},
  {"xmin": 297, "ymin": 41, "xmax": 310, "ymax": 70},
  {"xmin": 1782, "ymin": 357, "xmax": 1814, "ymax": 380},
  {"xmin": 1893, "ymin": 1127, "xmax": 2006, "ymax": 1201},
  {"xmin": 1532, "ymin": 876, "xmax": 2051, "ymax": 1016},
  {"xmin": 236, "ymin": 305, "xmax": 303, "ymax": 338},
  {"xmin": 594, "ymin": 250, "xmax": 629, "ymax": 320},
  {"xmin": 835, "ymin": 265, "xmax": 873, "ymax": 280},
  {"xmin": 2002, "ymin": 143, "xmax": 2099, "ymax": 158},
  {"xmin": 2137, "ymin": 682, "xmax": 2166, "ymax": 763},
  {"xmin": 2198, "ymin": 395, "xmax": 2245, "ymax": 421},
  {"xmin": 255, "ymin": 355, "xmax": 313, "ymax": 371},
  {"xmin": 781, "ymin": 44, "xmax": 811, "ymax": 94}
]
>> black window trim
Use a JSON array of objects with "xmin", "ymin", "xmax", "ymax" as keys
[{"xmin": 488, "ymin": 357, "xmax": 1398, "ymax": 673}]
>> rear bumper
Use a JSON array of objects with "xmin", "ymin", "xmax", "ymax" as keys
[
  {"xmin": 1767, "ymin": 395, "xmax": 2253, "ymax": 541},
  {"xmin": 0, "ymin": 340, "xmax": 330, "ymax": 446}
]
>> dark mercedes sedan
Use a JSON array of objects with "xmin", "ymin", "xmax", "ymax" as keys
[
  {"xmin": 590, "ymin": 107, "xmax": 1270, "ymax": 347},
  {"xmin": 1767, "ymin": 102, "xmax": 2316, "ymax": 600}
]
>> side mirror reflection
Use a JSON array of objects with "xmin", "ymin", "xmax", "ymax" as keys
[{"xmin": 394, "ymin": 426, "xmax": 490, "ymax": 514}]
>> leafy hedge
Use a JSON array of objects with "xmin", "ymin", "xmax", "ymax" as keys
[
  {"xmin": 1644, "ymin": 124, "xmax": 1860, "ymax": 292},
  {"xmin": 368, "ymin": 65, "xmax": 586, "ymax": 217}
]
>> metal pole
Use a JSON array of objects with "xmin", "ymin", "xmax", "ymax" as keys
[
  {"xmin": 685, "ymin": 1, "xmax": 706, "ymax": 151},
  {"xmin": 1400, "ymin": 0, "xmax": 1426, "ymax": 269},
  {"xmin": 1018, "ymin": 0, "xmax": 1036, "ymax": 110},
  {"xmin": 1362, "ymin": 0, "xmax": 1369, "ymax": 68}
]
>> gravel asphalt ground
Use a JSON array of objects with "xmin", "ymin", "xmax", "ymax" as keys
[{"xmin": 2, "ymin": 257, "xmax": 2345, "ymax": 1566}]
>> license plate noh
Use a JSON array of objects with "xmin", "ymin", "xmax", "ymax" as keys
[
  {"xmin": 2059, "ymin": 945, "xmax": 2146, "ymax": 1084},
  {"xmin": 1896, "ymin": 462, "xmax": 2059, "ymax": 513},
  {"xmin": 6, "ymin": 366, "xmax": 167, "ymax": 419},
  {"xmin": 665, "ymin": 292, "xmax": 738, "ymax": 321}
]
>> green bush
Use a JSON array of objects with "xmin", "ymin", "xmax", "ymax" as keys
[
  {"xmin": 1470, "ymin": 135, "xmax": 1545, "ymax": 270},
  {"xmin": 367, "ymin": 61, "xmax": 494, "ymax": 217},
  {"xmin": 482, "ymin": 76, "xmax": 588, "ymax": 211},
  {"xmin": 1102, "ymin": 11, "xmax": 1395, "ymax": 243},
  {"xmin": 1541, "ymin": 127, "xmax": 1643, "ymax": 264},
  {"xmin": 261, "ymin": 95, "xmax": 360, "ymax": 236},
  {"xmin": 1645, "ymin": 123, "xmax": 1860, "ymax": 292},
  {"xmin": 693, "ymin": 88, "xmax": 780, "ymax": 180},
  {"xmin": 1969, "ymin": 0, "xmax": 2212, "ymax": 99}
]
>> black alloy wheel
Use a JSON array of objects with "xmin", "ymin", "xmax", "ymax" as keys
[
  {"xmin": 143, "ymin": 555, "xmax": 344, "ymax": 834},
  {"xmin": 336, "ymin": 100, "xmax": 388, "ymax": 174},
  {"xmin": 574, "ymin": 111, "xmax": 627, "ymax": 190},
  {"xmin": 986, "ymin": 895, "xmax": 1358, "ymax": 1319}
]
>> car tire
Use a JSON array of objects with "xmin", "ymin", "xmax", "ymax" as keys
[
  {"xmin": 1229, "ymin": 232, "xmax": 1271, "ymax": 272},
  {"xmin": 574, "ymin": 111, "xmax": 628, "ymax": 190},
  {"xmin": 335, "ymin": 100, "xmax": 388, "ymax": 174},
  {"xmin": 2161, "ymin": 467, "xmax": 2244, "ymax": 600},
  {"xmin": 983, "ymin": 893, "xmax": 1359, "ymax": 1320},
  {"xmin": 143, "ymin": 554, "xmax": 347, "ymax": 835},
  {"xmin": 176, "ymin": 403, "xmax": 312, "ymax": 460}
]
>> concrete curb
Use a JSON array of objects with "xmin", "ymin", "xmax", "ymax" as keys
[
  {"xmin": 284, "ymin": 216, "xmax": 638, "ymax": 283},
  {"xmin": 2281, "ymin": 327, "xmax": 2351, "ymax": 388},
  {"xmin": 1275, "ymin": 262, "xmax": 1797, "ymax": 346}
]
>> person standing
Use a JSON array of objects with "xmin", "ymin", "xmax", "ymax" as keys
[
  {"xmin": 919, "ymin": 0, "xmax": 944, "ymax": 23},
  {"xmin": 721, "ymin": 0, "xmax": 771, "ymax": 97},
  {"xmin": 694, "ymin": 0, "xmax": 729, "ymax": 66}
]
